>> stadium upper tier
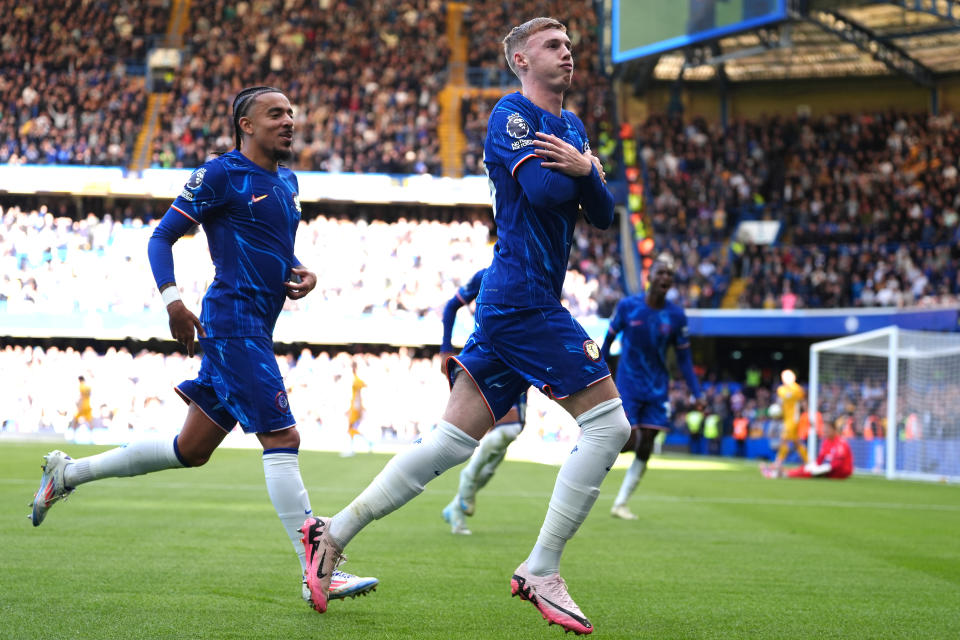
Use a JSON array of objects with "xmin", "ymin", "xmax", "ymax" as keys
[
  {"xmin": 0, "ymin": 0, "xmax": 163, "ymax": 166},
  {"xmin": 627, "ymin": 109, "xmax": 960, "ymax": 309},
  {"xmin": 1, "ymin": 0, "xmax": 615, "ymax": 174}
]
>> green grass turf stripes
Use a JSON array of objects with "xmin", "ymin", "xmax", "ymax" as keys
[{"xmin": 2, "ymin": 442, "xmax": 958, "ymax": 639}]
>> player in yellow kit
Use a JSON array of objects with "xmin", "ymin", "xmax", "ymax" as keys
[
  {"xmin": 73, "ymin": 376, "xmax": 93, "ymax": 428},
  {"xmin": 772, "ymin": 369, "xmax": 808, "ymax": 468},
  {"xmin": 344, "ymin": 361, "xmax": 373, "ymax": 456}
]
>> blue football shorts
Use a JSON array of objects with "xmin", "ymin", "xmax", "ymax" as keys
[
  {"xmin": 448, "ymin": 303, "xmax": 610, "ymax": 422},
  {"xmin": 622, "ymin": 396, "xmax": 671, "ymax": 431},
  {"xmin": 175, "ymin": 336, "xmax": 295, "ymax": 433},
  {"xmin": 496, "ymin": 390, "xmax": 528, "ymax": 428}
]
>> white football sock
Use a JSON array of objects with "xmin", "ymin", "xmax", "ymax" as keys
[
  {"xmin": 613, "ymin": 457, "xmax": 646, "ymax": 507},
  {"xmin": 527, "ymin": 398, "xmax": 630, "ymax": 576},
  {"xmin": 460, "ymin": 421, "xmax": 521, "ymax": 500},
  {"xmin": 263, "ymin": 450, "xmax": 312, "ymax": 573},
  {"xmin": 330, "ymin": 420, "xmax": 478, "ymax": 548},
  {"xmin": 64, "ymin": 436, "xmax": 185, "ymax": 487}
]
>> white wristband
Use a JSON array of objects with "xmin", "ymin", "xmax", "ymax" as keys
[{"xmin": 160, "ymin": 286, "xmax": 182, "ymax": 307}]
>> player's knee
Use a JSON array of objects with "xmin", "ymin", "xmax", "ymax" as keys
[
  {"xmin": 497, "ymin": 421, "xmax": 523, "ymax": 443},
  {"xmin": 179, "ymin": 448, "xmax": 212, "ymax": 467},
  {"xmin": 174, "ymin": 434, "xmax": 221, "ymax": 467},
  {"xmin": 577, "ymin": 398, "xmax": 631, "ymax": 449}
]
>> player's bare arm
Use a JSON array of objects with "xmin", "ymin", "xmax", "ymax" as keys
[
  {"xmin": 285, "ymin": 266, "xmax": 317, "ymax": 300},
  {"xmin": 161, "ymin": 283, "xmax": 205, "ymax": 356},
  {"xmin": 533, "ymin": 132, "xmax": 592, "ymax": 176}
]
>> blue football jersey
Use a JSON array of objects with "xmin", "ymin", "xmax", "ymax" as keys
[
  {"xmin": 167, "ymin": 150, "xmax": 302, "ymax": 338},
  {"xmin": 456, "ymin": 268, "xmax": 486, "ymax": 305},
  {"xmin": 607, "ymin": 295, "xmax": 691, "ymax": 401},
  {"xmin": 479, "ymin": 92, "xmax": 593, "ymax": 308}
]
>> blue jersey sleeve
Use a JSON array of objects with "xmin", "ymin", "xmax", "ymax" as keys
[
  {"xmin": 571, "ymin": 117, "xmax": 614, "ymax": 228},
  {"xmin": 457, "ymin": 269, "xmax": 485, "ymax": 304},
  {"xmin": 147, "ymin": 161, "xmax": 227, "ymax": 290},
  {"xmin": 147, "ymin": 209, "xmax": 196, "ymax": 289},
  {"xmin": 488, "ymin": 104, "xmax": 579, "ymax": 208},
  {"xmin": 168, "ymin": 162, "xmax": 228, "ymax": 225},
  {"xmin": 487, "ymin": 104, "xmax": 539, "ymax": 177},
  {"xmin": 601, "ymin": 298, "xmax": 627, "ymax": 360},
  {"xmin": 673, "ymin": 310, "xmax": 702, "ymax": 398},
  {"xmin": 441, "ymin": 296, "xmax": 464, "ymax": 352},
  {"xmin": 441, "ymin": 269, "xmax": 484, "ymax": 352}
]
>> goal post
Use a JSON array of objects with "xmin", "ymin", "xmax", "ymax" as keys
[{"xmin": 809, "ymin": 326, "xmax": 960, "ymax": 483}]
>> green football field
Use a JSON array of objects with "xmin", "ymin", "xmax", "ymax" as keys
[{"xmin": 2, "ymin": 442, "xmax": 958, "ymax": 640}]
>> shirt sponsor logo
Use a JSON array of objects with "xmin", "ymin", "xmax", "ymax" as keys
[
  {"xmin": 583, "ymin": 340, "xmax": 601, "ymax": 362},
  {"xmin": 251, "ymin": 194, "xmax": 269, "ymax": 203},
  {"xmin": 506, "ymin": 112, "xmax": 531, "ymax": 139}
]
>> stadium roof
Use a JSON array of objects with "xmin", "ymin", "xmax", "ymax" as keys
[{"xmin": 647, "ymin": 1, "xmax": 960, "ymax": 84}]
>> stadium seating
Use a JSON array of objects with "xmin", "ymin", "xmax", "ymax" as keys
[
  {"xmin": 0, "ymin": 205, "xmax": 616, "ymax": 319},
  {"xmin": 0, "ymin": 0, "xmax": 163, "ymax": 166},
  {"xmin": 150, "ymin": 0, "xmax": 449, "ymax": 173}
]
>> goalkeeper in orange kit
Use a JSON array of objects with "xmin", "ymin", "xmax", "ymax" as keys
[{"xmin": 772, "ymin": 369, "xmax": 808, "ymax": 469}]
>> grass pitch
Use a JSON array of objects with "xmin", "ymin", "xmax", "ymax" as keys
[{"xmin": 2, "ymin": 442, "xmax": 958, "ymax": 639}]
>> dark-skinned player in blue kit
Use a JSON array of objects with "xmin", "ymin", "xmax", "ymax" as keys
[
  {"xmin": 29, "ymin": 86, "xmax": 377, "ymax": 608},
  {"xmin": 301, "ymin": 18, "xmax": 629, "ymax": 635},
  {"xmin": 600, "ymin": 256, "xmax": 704, "ymax": 520}
]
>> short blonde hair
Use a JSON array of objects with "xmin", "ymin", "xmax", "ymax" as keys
[{"xmin": 502, "ymin": 17, "xmax": 567, "ymax": 78}]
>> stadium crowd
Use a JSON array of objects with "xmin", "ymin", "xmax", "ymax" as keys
[
  {"xmin": 0, "ymin": 344, "xmax": 588, "ymax": 450},
  {"xmin": 8, "ymin": 342, "xmax": 929, "ymax": 457},
  {"xmin": 0, "ymin": 0, "xmax": 163, "ymax": 166},
  {"xmin": 151, "ymin": 0, "xmax": 449, "ymax": 173},
  {"xmin": 630, "ymin": 110, "xmax": 960, "ymax": 309},
  {"xmin": 0, "ymin": 204, "xmax": 619, "ymax": 319},
  {"xmin": 0, "ymin": 343, "xmax": 810, "ymax": 455},
  {"xmin": 0, "ymin": 344, "xmax": 447, "ymax": 445}
]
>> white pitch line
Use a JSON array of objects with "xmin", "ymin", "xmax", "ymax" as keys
[
  {"xmin": 3, "ymin": 478, "xmax": 958, "ymax": 513},
  {"xmin": 629, "ymin": 494, "xmax": 960, "ymax": 512}
]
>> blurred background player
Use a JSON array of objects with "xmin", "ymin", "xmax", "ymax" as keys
[
  {"xmin": 72, "ymin": 375, "xmax": 93, "ymax": 433},
  {"xmin": 438, "ymin": 267, "xmax": 527, "ymax": 535},
  {"xmin": 29, "ymin": 86, "xmax": 377, "ymax": 606},
  {"xmin": 763, "ymin": 420, "xmax": 853, "ymax": 479},
  {"xmin": 300, "ymin": 18, "xmax": 627, "ymax": 634},
  {"xmin": 600, "ymin": 256, "xmax": 704, "ymax": 520},
  {"xmin": 770, "ymin": 369, "xmax": 808, "ymax": 471},
  {"xmin": 343, "ymin": 361, "xmax": 374, "ymax": 457}
]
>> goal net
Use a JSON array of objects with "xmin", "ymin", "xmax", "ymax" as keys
[{"xmin": 809, "ymin": 326, "xmax": 960, "ymax": 482}]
